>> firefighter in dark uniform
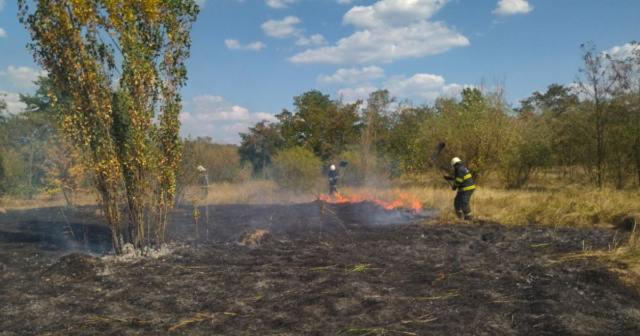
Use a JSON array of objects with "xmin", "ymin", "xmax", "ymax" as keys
[
  {"xmin": 328, "ymin": 164, "xmax": 339, "ymax": 195},
  {"xmin": 444, "ymin": 157, "xmax": 475, "ymax": 220},
  {"xmin": 197, "ymin": 165, "xmax": 209, "ymax": 198}
]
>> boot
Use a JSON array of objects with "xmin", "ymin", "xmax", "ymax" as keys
[
  {"xmin": 464, "ymin": 214, "xmax": 473, "ymax": 221},
  {"xmin": 456, "ymin": 210, "xmax": 464, "ymax": 219}
]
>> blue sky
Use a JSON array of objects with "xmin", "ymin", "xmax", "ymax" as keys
[{"xmin": 1, "ymin": 0, "xmax": 639, "ymax": 143}]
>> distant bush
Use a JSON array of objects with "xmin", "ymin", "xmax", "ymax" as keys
[
  {"xmin": 335, "ymin": 149, "xmax": 393, "ymax": 187},
  {"xmin": 0, "ymin": 152, "xmax": 5, "ymax": 198},
  {"xmin": 270, "ymin": 147, "xmax": 321, "ymax": 192},
  {"xmin": 233, "ymin": 163, "xmax": 253, "ymax": 184},
  {"xmin": 498, "ymin": 114, "xmax": 553, "ymax": 189},
  {"xmin": 176, "ymin": 137, "xmax": 243, "ymax": 206}
]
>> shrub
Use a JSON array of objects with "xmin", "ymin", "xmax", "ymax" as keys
[
  {"xmin": 335, "ymin": 149, "xmax": 393, "ymax": 187},
  {"xmin": 0, "ymin": 152, "xmax": 5, "ymax": 198},
  {"xmin": 270, "ymin": 147, "xmax": 321, "ymax": 192}
]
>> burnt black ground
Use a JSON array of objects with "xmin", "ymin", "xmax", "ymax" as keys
[{"xmin": 1, "ymin": 202, "xmax": 640, "ymax": 335}]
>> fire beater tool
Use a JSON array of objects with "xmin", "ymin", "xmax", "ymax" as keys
[{"xmin": 430, "ymin": 142, "xmax": 452, "ymax": 187}]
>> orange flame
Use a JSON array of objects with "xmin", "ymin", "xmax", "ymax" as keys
[{"xmin": 318, "ymin": 192, "xmax": 423, "ymax": 214}]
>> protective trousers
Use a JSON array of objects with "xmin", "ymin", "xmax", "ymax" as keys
[
  {"xmin": 329, "ymin": 182, "xmax": 338, "ymax": 195},
  {"xmin": 454, "ymin": 190, "xmax": 474, "ymax": 220}
]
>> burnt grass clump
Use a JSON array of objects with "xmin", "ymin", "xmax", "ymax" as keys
[{"xmin": 1, "ymin": 202, "xmax": 640, "ymax": 335}]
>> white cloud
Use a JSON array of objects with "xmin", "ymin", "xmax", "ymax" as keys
[
  {"xmin": 289, "ymin": 0, "xmax": 467, "ymax": 64},
  {"xmin": 266, "ymin": 0, "xmax": 298, "ymax": 8},
  {"xmin": 337, "ymin": 72, "xmax": 470, "ymax": 104},
  {"xmin": 337, "ymin": 86, "xmax": 378, "ymax": 103},
  {"xmin": 194, "ymin": 0, "xmax": 207, "ymax": 7},
  {"xmin": 492, "ymin": 0, "xmax": 533, "ymax": 16},
  {"xmin": 189, "ymin": 95, "xmax": 250, "ymax": 121},
  {"xmin": 384, "ymin": 74, "xmax": 470, "ymax": 101},
  {"xmin": 343, "ymin": 0, "xmax": 450, "ymax": 29},
  {"xmin": 225, "ymin": 39, "xmax": 266, "ymax": 51},
  {"xmin": 318, "ymin": 66, "xmax": 385, "ymax": 85},
  {"xmin": 179, "ymin": 95, "xmax": 276, "ymax": 144},
  {"xmin": 0, "ymin": 92, "xmax": 27, "ymax": 114},
  {"xmin": 0, "ymin": 0, "xmax": 5, "ymax": 11},
  {"xmin": 289, "ymin": 20, "xmax": 469, "ymax": 64},
  {"xmin": 384, "ymin": 73, "xmax": 445, "ymax": 97},
  {"xmin": 0, "ymin": 28, "xmax": 6, "ymax": 38},
  {"xmin": 0, "ymin": 66, "xmax": 47, "ymax": 88},
  {"xmin": 296, "ymin": 34, "xmax": 328, "ymax": 46},
  {"xmin": 604, "ymin": 43, "xmax": 640, "ymax": 60},
  {"xmin": 261, "ymin": 16, "xmax": 303, "ymax": 38},
  {"xmin": 334, "ymin": 0, "xmax": 358, "ymax": 3}
]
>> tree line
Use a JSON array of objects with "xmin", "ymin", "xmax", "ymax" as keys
[{"xmin": 239, "ymin": 42, "xmax": 640, "ymax": 190}]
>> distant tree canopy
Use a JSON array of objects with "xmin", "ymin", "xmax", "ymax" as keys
[{"xmin": 237, "ymin": 42, "xmax": 640, "ymax": 190}]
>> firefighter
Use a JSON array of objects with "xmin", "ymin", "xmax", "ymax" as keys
[
  {"xmin": 444, "ymin": 157, "xmax": 475, "ymax": 220},
  {"xmin": 197, "ymin": 165, "xmax": 209, "ymax": 198},
  {"xmin": 328, "ymin": 164, "xmax": 339, "ymax": 195}
]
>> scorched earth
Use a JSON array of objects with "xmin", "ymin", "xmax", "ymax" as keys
[{"xmin": 1, "ymin": 201, "xmax": 639, "ymax": 335}]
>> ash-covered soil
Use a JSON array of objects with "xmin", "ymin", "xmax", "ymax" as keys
[{"xmin": 1, "ymin": 202, "xmax": 640, "ymax": 335}]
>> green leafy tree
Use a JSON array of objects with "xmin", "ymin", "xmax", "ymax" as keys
[
  {"xmin": 270, "ymin": 147, "xmax": 321, "ymax": 192},
  {"xmin": 239, "ymin": 121, "xmax": 284, "ymax": 178},
  {"xmin": 519, "ymin": 84, "xmax": 580, "ymax": 182},
  {"xmin": 498, "ymin": 113, "xmax": 553, "ymax": 189},
  {"xmin": 387, "ymin": 105, "xmax": 435, "ymax": 176},
  {"xmin": 0, "ymin": 95, "xmax": 5, "ymax": 199},
  {"xmin": 432, "ymin": 87, "xmax": 511, "ymax": 181},
  {"xmin": 287, "ymin": 90, "xmax": 361, "ymax": 161},
  {"xmin": 609, "ymin": 41, "xmax": 640, "ymax": 185},
  {"xmin": 20, "ymin": 0, "xmax": 199, "ymax": 254},
  {"xmin": 573, "ymin": 43, "xmax": 617, "ymax": 188},
  {"xmin": 40, "ymin": 136, "xmax": 87, "ymax": 206}
]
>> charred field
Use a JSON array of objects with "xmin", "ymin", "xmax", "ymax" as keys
[{"xmin": 1, "ymin": 201, "xmax": 640, "ymax": 336}]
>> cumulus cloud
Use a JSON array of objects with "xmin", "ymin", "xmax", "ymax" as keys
[
  {"xmin": 0, "ymin": 66, "xmax": 47, "ymax": 88},
  {"xmin": 266, "ymin": 0, "xmax": 298, "ymax": 8},
  {"xmin": 318, "ymin": 66, "xmax": 385, "ymax": 85},
  {"xmin": 384, "ymin": 73, "xmax": 470, "ymax": 100},
  {"xmin": 0, "ymin": 92, "xmax": 27, "ymax": 114},
  {"xmin": 290, "ymin": 21, "xmax": 468, "ymax": 64},
  {"xmin": 337, "ymin": 86, "xmax": 378, "ymax": 103},
  {"xmin": 343, "ymin": 0, "xmax": 449, "ymax": 28},
  {"xmin": 289, "ymin": 0, "xmax": 468, "ymax": 64},
  {"xmin": 179, "ymin": 95, "xmax": 276, "ymax": 144},
  {"xmin": 261, "ymin": 16, "xmax": 303, "ymax": 38},
  {"xmin": 0, "ymin": 0, "xmax": 5, "ymax": 11},
  {"xmin": 384, "ymin": 73, "xmax": 445, "ymax": 97},
  {"xmin": 604, "ymin": 43, "xmax": 640, "ymax": 60},
  {"xmin": 337, "ymin": 72, "xmax": 469, "ymax": 105},
  {"xmin": 492, "ymin": 0, "xmax": 534, "ymax": 16},
  {"xmin": 0, "ymin": 28, "xmax": 6, "ymax": 38},
  {"xmin": 296, "ymin": 34, "xmax": 328, "ymax": 46},
  {"xmin": 225, "ymin": 39, "xmax": 266, "ymax": 51}
]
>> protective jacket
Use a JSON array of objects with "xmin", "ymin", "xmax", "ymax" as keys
[
  {"xmin": 449, "ymin": 163, "xmax": 475, "ymax": 192},
  {"xmin": 328, "ymin": 170, "xmax": 339, "ymax": 186}
]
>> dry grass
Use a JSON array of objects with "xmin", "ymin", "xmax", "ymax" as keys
[
  {"xmin": 0, "ymin": 191, "xmax": 96, "ymax": 210},
  {"xmin": 184, "ymin": 180, "xmax": 316, "ymax": 205},
  {"xmin": 4, "ymin": 180, "xmax": 638, "ymax": 229},
  {"xmin": 338, "ymin": 185, "xmax": 640, "ymax": 228}
]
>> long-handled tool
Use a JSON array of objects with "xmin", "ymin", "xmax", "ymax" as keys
[{"xmin": 430, "ymin": 142, "xmax": 452, "ymax": 187}]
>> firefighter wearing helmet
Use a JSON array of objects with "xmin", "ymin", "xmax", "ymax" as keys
[
  {"xmin": 197, "ymin": 165, "xmax": 209, "ymax": 197},
  {"xmin": 444, "ymin": 157, "xmax": 475, "ymax": 220},
  {"xmin": 328, "ymin": 164, "xmax": 339, "ymax": 195}
]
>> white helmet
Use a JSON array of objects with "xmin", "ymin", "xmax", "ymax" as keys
[
  {"xmin": 451, "ymin": 157, "xmax": 462, "ymax": 166},
  {"xmin": 197, "ymin": 165, "xmax": 206, "ymax": 172},
  {"xmin": 330, "ymin": 165, "xmax": 336, "ymax": 170}
]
